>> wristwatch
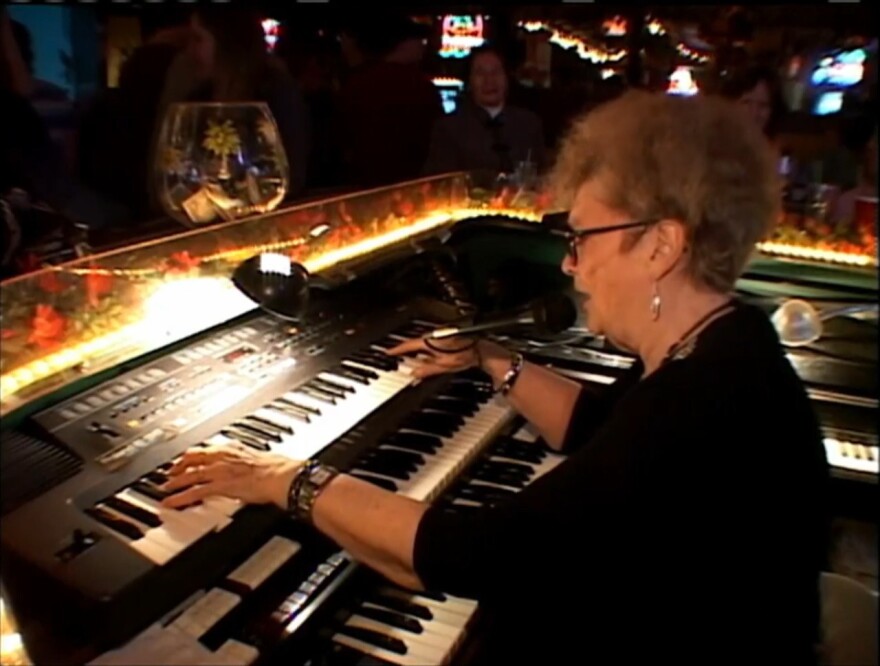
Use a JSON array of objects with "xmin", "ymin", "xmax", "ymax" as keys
[{"xmin": 287, "ymin": 460, "xmax": 339, "ymax": 522}]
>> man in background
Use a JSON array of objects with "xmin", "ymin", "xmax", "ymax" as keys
[{"xmin": 337, "ymin": 13, "xmax": 443, "ymax": 187}]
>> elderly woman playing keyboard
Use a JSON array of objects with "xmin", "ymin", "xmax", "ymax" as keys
[{"xmin": 164, "ymin": 90, "xmax": 829, "ymax": 666}]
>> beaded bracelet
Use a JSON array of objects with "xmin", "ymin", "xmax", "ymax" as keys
[{"xmin": 495, "ymin": 353, "xmax": 525, "ymax": 396}]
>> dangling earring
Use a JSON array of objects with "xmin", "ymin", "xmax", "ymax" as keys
[{"xmin": 650, "ymin": 281, "xmax": 661, "ymax": 321}]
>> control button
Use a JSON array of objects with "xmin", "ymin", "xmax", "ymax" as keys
[
  {"xmin": 137, "ymin": 373, "xmax": 154, "ymax": 384},
  {"xmin": 123, "ymin": 378, "xmax": 142, "ymax": 390},
  {"xmin": 99, "ymin": 389, "xmax": 117, "ymax": 401},
  {"xmin": 147, "ymin": 368, "xmax": 167, "ymax": 378},
  {"xmin": 86, "ymin": 396, "xmax": 104, "ymax": 408},
  {"xmin": 112, "ymin": 385, "xmax": 129, "ymax": 395},
  {"xmin": 172, "ymin": 354, "xmax": 192, "ymax": 365},
  {"xmin": 72, "ymin": 402, "xmax": 91, "ymax": 414},
  {"xmin": 60, "ymin": 409, "xmax": 79, "ymax": 420}
]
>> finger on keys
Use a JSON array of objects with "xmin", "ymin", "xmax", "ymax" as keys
[
  {"xmin": 167, "ymin": 445, "xmax": 228, "ymax": 475},
  {"xmin": 385, "ymin": 337, "xmax": 426, "ymax": 356},
  {"xmin": 163, "ymin": 460, "xmax": 218, "ymax": 492},
  {"xmin": 412, "ymin": 362, "xmax": 453, "ymax": 379},
  {"xmin": 161, "ymin": 479, "xmax": 226, "ymax": 509}
]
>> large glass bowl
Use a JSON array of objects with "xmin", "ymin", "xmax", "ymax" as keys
[{"xmin": 154, "ymin": 102, "xmax": 289, "ymax": 226}]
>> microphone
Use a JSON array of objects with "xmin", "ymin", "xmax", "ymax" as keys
[{"xmin": 427, "ymin": 293, "xmax": 576, "ymax": 341}]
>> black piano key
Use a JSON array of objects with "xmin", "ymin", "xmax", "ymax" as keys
[
  {"xmin": 337, "ymin": 626, "xmax": 408, "ymax": 655},
  {"xmin": 350, "ymin": 473, "xmax": 399, "ymax": 493},
  {"xmin": 400, "ymin": 414, "xmax": 457, "ymax": 438},
  {"xmin": 490, "ymin": 443, "xmax": 545, "ymax": 465},
  {"xmin": 356, "ymin": 460, "xmax": 411, "ymax": 481},
  {"xmin": 371, "ymin": 334, "xmax": 407, "ymax": 349},
  {"xmin": 356, "ymin": 606, "xmax": 423, "ymax": 634},
  {"xmin": 493, "ymin": 436, "xmax": 547, "ymax": 459},
  {"xmin": 144, "ymin": 470, "xmax": 169, "ymax": 485},
  {"xmin": 86, "ymin": 506, "xmax": 145, "ymax": 540},
  {"xmin": 247, "ymin": 414, "xmax": 294, "ymax": 435},
  {"xmin": 339, "ymin": 362, "xmax": 379, "ymax": 381},
  {"xmin": 383, "ymin": 432, "xmax": 440, "ymax": 453},
  {"xmin": 103, "ymin": 495, "xmax": 162, "ymax": 527},
  {"xmin": 347, "ymin": 352, "xmax": 397, "ymax": 372},
  {"xmin": 479, "ymin": 460, "xmax": 535, "ymax": 476},
  {"xmin": 222, "ymin": 428, "xmax": 272, "ymax": 451},
  {"xmin": 365, "ymin": 593, "xmax": 433, "ymax": 621},
  {"xmin": 131, "ymin": 479, "xmax": 171, "ymax": 501},
  {"xmin": 418, "ymin": 408, "xmax": 465, "ymax": 427},
  {"xmin": 470, "ymin": 468, "xmax": 528, "ymax": 489},
  {"xmin": 237, "ymin": 418, "xmax": 286, "ymax": 441},
  {"xmin": 269, "ymin": 401, "xmax": 312, "ymax": 422},
  {"xmin": 457, "ymin": 367, "xmax": 492, "ymax": 384},
  {"xmin": 409, "ymin": 588, "xmax": 447, "ymax": 603},
  {"xmin": 315, "ymin": 376, "xmax": 355, "ymax": 394},
  {"xmin": 297, "ymin": 386, "xmax": 337, "ymax": 405},
  {"xmin": 441, "ymin": 383, "xmax": 490, "ymax": 402},
  {"xmin": 370, "ymin": 448, "xmax": 426, "ymax": 467},
  {"xmin": 423, "ymin": 396, "xmax": 478, "ymax": 416},
  {"xmin": 456, "ymin": 484, "xmax": 518, "ymax": 504},
  {"xmin": 306, "ymin": 379, "xmax": 348, "ymax": 399},
  {"xmin": 277, "ymin": 395, "xmax": 322, "ymax": 415},
  {"xmin": 360, "ymin": 455, "xmax": 419, "ymax": 478},
  {"xmin": 393, "ymin": 323, "xmax": 434, "ymax": 338},
  {"xmin": 233, "ymin": 420, "xmax": 283, "ymax": 443}
]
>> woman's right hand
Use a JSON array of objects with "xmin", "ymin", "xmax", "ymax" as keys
[{"xmin": 385, "ymin": 336, "xmax": 488, "ymax": 380}]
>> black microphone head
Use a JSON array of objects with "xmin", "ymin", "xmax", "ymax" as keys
[{"xmin": 532, "ymin": 293, "xmax": 577, "ymax": 334}]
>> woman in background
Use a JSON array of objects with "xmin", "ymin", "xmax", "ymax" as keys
[{"xmin": 720, "ymin": 64, "xmax": 788, "ymax": 151}]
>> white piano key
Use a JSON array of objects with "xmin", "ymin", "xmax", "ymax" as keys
[
  {"xmin": 118, "ymin": 489, "xmax": 222, "ymax": 552},
  {"xmin": 227, "ymin": 536, "xmax": 301, "ymax": 590},
  {"xmin": 344, "ymin": 615, "xmax": 448, "ymax": 661},
  {"xmin": 170, "ymin": 588, "xmax": 241, "ymax": 639},
  {"xmin": 332, "ymin": 633, "xmax": 424, "ymax": 666},
  {"xmin": 360, "ymin": 601, "xmax": 467, "ymax": 639},
  {"xmin": 214, "ymin": 639, "xmax": 260, "ymax": 665}
]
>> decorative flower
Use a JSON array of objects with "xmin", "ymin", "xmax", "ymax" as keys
[
  {"xmin": 338, "ymin": 202, "xmax": 354, "ymax": 226},
  {"xmin": 203, "ymin": 119, "xmax": 241, "ymax": 158},
  {"xmin": 85, "ymin": 269, "xmax": 114, "ymax": 307},
  {"xmin": 391, "ymin": 192, "xmax": 415, "ymax": 218},
  {"xmin": 28, "ymin": 304, "xmax": 67, "ymax": 350},
  {"xmin": 37, "ymin": 270, "xmax": 65, "ymax": 294},
  {"xmin": 166, "ymin": 251, "xmax": 201, "ymax": 274}
]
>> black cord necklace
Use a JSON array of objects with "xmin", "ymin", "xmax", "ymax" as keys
[{"xmin": 661, "ymin": 299, "xmax": 736, "ymax": 365}]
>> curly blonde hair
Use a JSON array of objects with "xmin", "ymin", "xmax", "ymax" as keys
[{"xmin": 549, "ymin": 90, "xmax": 779, "ymax": 293}]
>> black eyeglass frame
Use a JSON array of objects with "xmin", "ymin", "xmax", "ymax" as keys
[{"xmin": 556, "ymin": 219, "xmax": 658, "ymax": 263}]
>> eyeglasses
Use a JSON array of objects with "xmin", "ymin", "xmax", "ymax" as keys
[{"xmin": 558, "ymin": 219, "xmax": 657, "ymax": 264}]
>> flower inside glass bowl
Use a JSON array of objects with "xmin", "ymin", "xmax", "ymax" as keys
[{"xmin": 154, "ymin": 102, "xmax": 289, "ymax": 226}]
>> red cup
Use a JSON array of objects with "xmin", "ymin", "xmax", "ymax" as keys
[{"xmin": 854, "ymin": 196, "xmax": 878, "ymax": 232}]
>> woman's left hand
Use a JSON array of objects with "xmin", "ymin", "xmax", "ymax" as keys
[{"xmin": 161, "ymin": 443, "xmax": 303, "ymax": 510}]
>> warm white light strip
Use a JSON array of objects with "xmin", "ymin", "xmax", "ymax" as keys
[{"xmin": 757, "ymin": 241, "xmax": 877, "ymax": 267}]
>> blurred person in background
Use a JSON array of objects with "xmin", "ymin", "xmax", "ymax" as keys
[
  {"xmin": 9, "ymin": 19, "xmax": 76, "ymax": 168},
  {"xmin": 719, "ymin": 64, "xmax": 788, "ymax": 152},
  {"xmin": 424, "ymin": 45, "xmax": 546, "ymax": 177},
  {"xmin": 830, "ymin": 126, "xmax": 877, "ymax": 227},
  {"xmin": 337, "ymin": 12, "xmax": 443, "ymax": 187}
]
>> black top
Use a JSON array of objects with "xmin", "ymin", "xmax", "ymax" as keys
[{"xmin": 414, "ymin": 300, "xmax": 830, "ymax": 665}]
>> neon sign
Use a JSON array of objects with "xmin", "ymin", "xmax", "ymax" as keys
[
  {"xmin": 667, "ymin": 66, "xmax": 699, "ymax": 96},
  {"xmin": 810, "ymin": 49, "xmax": 865, "ymax": 88},
  {"xmin": 262, "ymin": 18, "xmax": 280, "ymax": 53},
  {"xmin": 439, "ymin": 15, "xmax": 485, "ymax": 59}
]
